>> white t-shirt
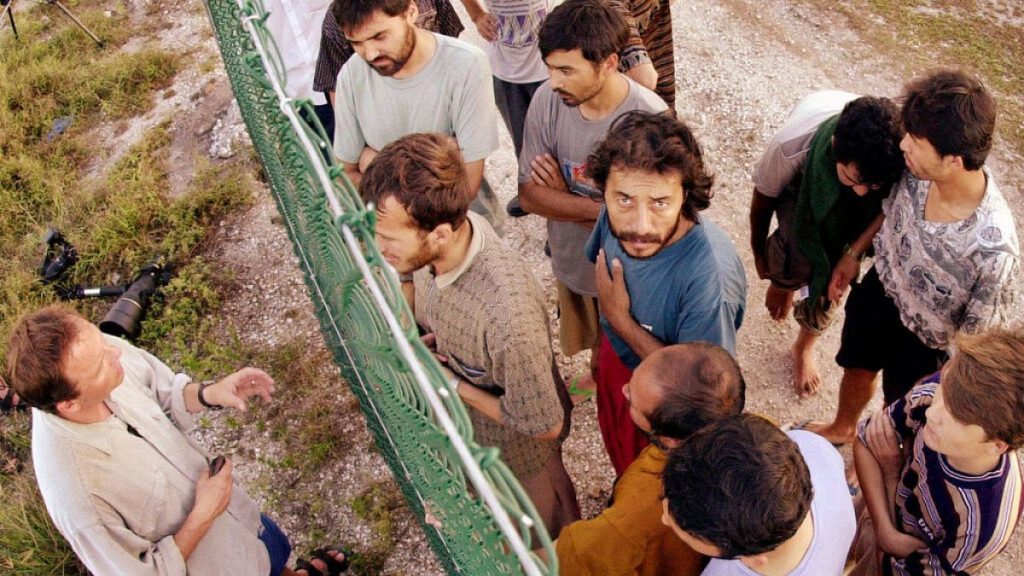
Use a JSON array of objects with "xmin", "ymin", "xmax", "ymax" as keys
[
  {"xmin": 264, "ymin": 0, "xmax": 332, "ymax": 106},
  {"xmin": 483, "ymin": 0, "xmax": 551, "ymax": 84},
  {"xmin": 701, "ymin": 431, "xmax": 857, "ymax": 576},
  {"xmin": 751, "ymin": 90, "xmax": 859, "ymax": 198},
  {"xmin": 333, "ymin": 33, "xmax": 500, "ymax": 164}
]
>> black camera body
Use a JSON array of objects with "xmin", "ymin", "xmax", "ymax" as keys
[{"xmin": 38, "ymin": 227, "xmax": 171, "ymax": 340}]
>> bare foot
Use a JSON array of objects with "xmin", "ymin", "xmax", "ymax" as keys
[
  {"xmin": 791, "ymin": 344, "xmax": 822, "ymax": 398},
  {"xmin": 803, "ymin": 421, "xmax": 855, "ymax": 446}
]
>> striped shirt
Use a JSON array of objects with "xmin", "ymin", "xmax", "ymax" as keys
[
  {"xmin": 312, "ymin": 0, "xmax": 464, "ymax": 94},
  {"xmin": 859, "ymin": 376, "xmax": 1023, "ymax": 575}
]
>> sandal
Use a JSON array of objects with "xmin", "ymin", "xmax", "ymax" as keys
[
  {"xmin": 1, "ymin": 377, "xmax": 27, "ymax": 415},
  {"xmin": 566, "ymin": 372, "xmax": 596, "ymax": 405},
  {"xmin": 295, "ymin": 544, "xmax": 353, "ymax": 576}
]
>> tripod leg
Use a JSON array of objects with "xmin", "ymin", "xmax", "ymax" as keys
[
  {"xmin": 1, "ymin": 2, "xmax": 18, "ymax": 40},
  {"xmin": 52, "ymin": 0, "xmax": 103, "ymax": 47}
]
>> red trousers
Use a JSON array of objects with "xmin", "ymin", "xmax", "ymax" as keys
[{"xmin": 595, "ymin": 333, "xmax": 649, "ymax": 476}]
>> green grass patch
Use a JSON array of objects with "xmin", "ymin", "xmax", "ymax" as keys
[
  {"xmin": 0, "ymin": 3, "xmax": 255, "ymax": 573},
  {"xmin": 797, "ymin": 0, "xmax": 1024, "ymax": 156}
]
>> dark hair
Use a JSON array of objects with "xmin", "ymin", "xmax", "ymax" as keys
[
  {"xmin": 5, "ymin": 305, "xmax": 82, "ymax": 413},
  {"xmin": 645, "ymin": 342, "xmax": 746, "ymax": 440},
  {"xmin": 586, "ymin": 111, "xmax": 714, "ymax": 222},
  {"xmin": 833, "ymin": 96, "xmax": 904, "ymax": 188},
  {"xmin": 360, "ymin": 133, "xmax": 470, "ymax": 232},
  {"xmin": 663, "ymin": 414, "xmax": 813, "ymax": 558},
  {"xmin": 900, "ymin": 68, "xmax": 996, "ymax": 170},
  {"xmin": 538, "ymin": 0, "xmax": 629, "ymax": 64},
  {"xmin": 332, "ymin": 0, "xmax": 412, "ymax": 34},
  {"xmin": 944, "ymin": 328, "xmax": 1024, "ymax": 449}
]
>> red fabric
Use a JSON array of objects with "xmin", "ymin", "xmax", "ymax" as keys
[{"xmin": 595, "ymin": 333, "xmax": 648, "ymax": 477}]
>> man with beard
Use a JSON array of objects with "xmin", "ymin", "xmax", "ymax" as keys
[
  {"xmin": 331, "ymin": 0, "xmax": 503, "ymax": 230},
  {"xmin": 813, "ymin": 69, "xmax": 1021, "ymax": 446},
  {"xmin": 584, "ymin": 111, "xmax": 747, "ymax": 475},
  {"xmin": 361, "ymin": 133, "xmax": 580, "ymax": 536},
  {"xmin": 518, "ymin": 0, "xmax": 667, "ymax": 402},
  {"xmin": 555, "ymin": 342, "xmax": 745, "ymax": 575}
]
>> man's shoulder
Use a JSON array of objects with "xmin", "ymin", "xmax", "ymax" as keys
[
  {"xmin": 435, "ymin": 33, "xmax": 489, "ymax": 69},
  {"xmin": 624, "ymin": 78, "xmax": 670, "ymax": 114}
]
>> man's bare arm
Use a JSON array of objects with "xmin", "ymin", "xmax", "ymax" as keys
[
  {"xmin": 464, "ymin": 158, "xmax": 485, "ymax": 201},
  {"xmin": 749, "ymin": 189, "xmax": 778, "ymax": 280},
  {"xmin": 854, "ymin": 416, "xmax": 926, "ymax": 558},
  {"xmin": 341, "ymin": 161, "xmax": 362, "ymax": 188},
  {"xmin": 828, "ymin": 212, "xmax": 884, "ymax": 302}
]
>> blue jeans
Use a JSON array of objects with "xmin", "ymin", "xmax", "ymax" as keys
[{"xmin": 259, "ymin": 514, "xmax": 291, "ymax": 576}]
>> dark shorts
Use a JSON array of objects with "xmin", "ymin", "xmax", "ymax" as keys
[{"xmin": 836, "ymin": 266, "xmax": 948, "ymax": 403}]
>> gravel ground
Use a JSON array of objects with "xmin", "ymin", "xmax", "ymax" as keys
[{"xmin": 110, "ymin": 0, "xmax": 1024, "ymax": 573}]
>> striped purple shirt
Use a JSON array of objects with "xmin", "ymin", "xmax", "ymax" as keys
[{"xmin": 860, "ymin": 376, "xmax": 1023, "ymax": 575}]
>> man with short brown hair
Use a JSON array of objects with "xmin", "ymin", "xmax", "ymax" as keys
[
  {"xmin": 362, "ymin": 133, "xmax": 579, "ymax": 535},
  {"xmin": 6, "ymin": 306, "xmax": 342, "ymax": 576},
  {"xmin": 853, "ymin": 328, "xmax": 1024, "ymax": 575}
]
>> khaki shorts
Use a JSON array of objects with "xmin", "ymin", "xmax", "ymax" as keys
[
  {"xmin": 556, "ymin": 281, "xmax": 600, "ymax": 357},
  {"xmin": 793, "ymin": 294, "xmax": 837, "ymax": 335}
]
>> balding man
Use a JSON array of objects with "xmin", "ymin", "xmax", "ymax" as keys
[{"xmin": 555, "ymin": 342, "xmax": 745, "ymax": 576}]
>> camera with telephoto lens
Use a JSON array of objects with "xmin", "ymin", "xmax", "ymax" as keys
[
  {"xmin": 98, "ymin": 261, "xmax": 171, "ymax": 339},
  {"xmin": 38, "ymin": 227, "xmax": 172, "ymax": 340}
]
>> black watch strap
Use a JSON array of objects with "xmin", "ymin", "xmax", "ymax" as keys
[{"xmin": 197, "ymin": 380, "xmax": 222, "ymax": 410}]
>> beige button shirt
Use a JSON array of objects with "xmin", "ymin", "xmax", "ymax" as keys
[{"xmin": 31, "ymin": 335, "xmax": 269, "ymax": 576}]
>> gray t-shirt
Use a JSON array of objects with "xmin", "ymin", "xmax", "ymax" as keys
[
  {"xmin": 701, "ymin": 431, "xmax": 856, "ymax": 576},
  {"xmin": 518, "ymin": 78, "xmax": 667, "ymax": 296},
  {"xmin": 751, "ymin": 90, "xmax": 858, "ymax": 198},
  {"xmin": 333, "ymin": 33, "xmax": 500, "ymax": 164}
]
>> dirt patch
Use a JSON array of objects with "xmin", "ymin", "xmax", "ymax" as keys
[{"xmin": 59, "ymin": 0, "xmax": 1024, "ymax": 573}]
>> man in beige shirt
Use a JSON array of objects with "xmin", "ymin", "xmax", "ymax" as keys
[
  {"xmin": 5, "ymin": 306, "xmax": 345, "ymax": 576},
  {"xmin": 361, "ymin": 132, "xmax": 579, "ymax": 536}
]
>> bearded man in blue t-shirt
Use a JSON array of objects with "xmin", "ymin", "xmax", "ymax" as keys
[{"xmin": 583, "ymin": 111, "xmax": 747, "ymax": 475}]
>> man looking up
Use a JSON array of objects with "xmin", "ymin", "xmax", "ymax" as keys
[
  {"xmin": 519, "ymin": 0, "xmax": 667, "ymax": 398},
  {"xmin": 750, "ymin": 92, "xmax": 903, "ymax": 398},
  {"xmin": 361, "ymin": 133, "xmax": 579, "ymax": 535},
  {"xmin": 332, "ymin": 0, "xmax": 503, "ymax": 231},
  {"xmin": 662, "ymin": 414, "xmax": 856, "ymax": 576},
  {"xmin": 815, "ymin": 69, "xmax": 1020, "ymax": 445},
  {"xmin": 584, "ymin": 111, "xmax": 747, "ymax": 475},
  {"xmin": 556, "ymin": 342, "xmax": 745, "ymax": 576},
  {"xmin": 5, "ymin": 307, "xmax": 347, "ymax": 576},
  {"xmin": 852, "ymin": 328, "xmax": 1024, "ymax": 575}
]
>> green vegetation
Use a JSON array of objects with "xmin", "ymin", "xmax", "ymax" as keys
[
  {"xmin": 0, "ymin": 2, "xmax": 253, "ymax": 573},
  {"xmin": 347, "ymin": 483, "xmax": 405, "ymax": 574},
  {"xmin": 799, "ymin": 0, "xmax": 1024, "ymax": 155}
]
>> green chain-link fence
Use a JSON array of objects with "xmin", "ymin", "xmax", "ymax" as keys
[{"xmin": 203, "ymin": 1, "xmax": 557, "ymax": 574}]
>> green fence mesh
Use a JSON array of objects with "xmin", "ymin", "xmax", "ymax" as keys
[{"xmin": 203, "ymin": 1, "xmax": 557, "ymax": 574}]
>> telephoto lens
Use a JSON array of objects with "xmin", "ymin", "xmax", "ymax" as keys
[{"xmin": 99, "ymin": 268, "xmax": 160, "ymax": 339}]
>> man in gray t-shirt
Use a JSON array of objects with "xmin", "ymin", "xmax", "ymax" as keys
[
  {"xmin": 518, "ymin": 0, "xmax": 666, "ymax": 370},
  {"xmin": 332, "ymin": 0, "xmax": 503, "ymax": 229}
]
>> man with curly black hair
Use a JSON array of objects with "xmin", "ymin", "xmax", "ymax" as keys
[
  {"xmin": 749, "ymin": 92, "xmax": 903, "ymax": 399},
  {"xmin": 583, "ymin": 111, "xmax": 746, "ymax": 474}
]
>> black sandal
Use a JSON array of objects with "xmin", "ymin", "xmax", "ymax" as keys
[
  {"xmin": 1, "ymin": 378, "xmax": 26, "ymax": 415},
  {"xmin": 295, "ymin": 544, "xmax": 353, "ymax": 576}
]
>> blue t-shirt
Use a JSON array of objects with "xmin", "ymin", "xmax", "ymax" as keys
[{"xmin": 585, "ymin": 210, "xmax": 747, "ymax": 368}]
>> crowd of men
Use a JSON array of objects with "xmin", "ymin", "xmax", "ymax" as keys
[{"xmin": 3, "ymin": 0, "xmax": 1022, "ymax": 575}]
